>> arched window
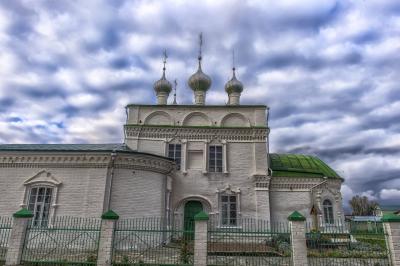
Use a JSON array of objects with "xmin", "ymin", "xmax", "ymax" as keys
[
  {"xmin": 323, "ymin": 199, "xmax": 334, "ymax": 224},
  {"xmin": 22, "ymin": 170, "xmax": 61, "ymax": 227}
]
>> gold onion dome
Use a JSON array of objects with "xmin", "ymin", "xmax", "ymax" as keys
[
  {"xmin": 154, "ymin": 67, "xmax": 172, "ymax": 94},
  {"xmin": 225, "ymin": 68, "xmax": 243, "ymax": 94},
  {"xmin": 188, "ymin": 57, "xmax": 212, "ymax": 92}
]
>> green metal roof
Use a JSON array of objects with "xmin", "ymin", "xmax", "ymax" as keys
[{"xmin": 269, "ymin": 153, "xmax": 343, "ymax": 180}]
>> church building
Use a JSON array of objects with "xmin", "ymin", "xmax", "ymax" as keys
[{"xmin": 0, "ymin": 40, "xmax": 344, "ymax": 229}]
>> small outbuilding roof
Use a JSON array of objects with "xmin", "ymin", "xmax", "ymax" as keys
[{"xmin": 269, "ymin": 153, "xmax": 343, "ymax": 180}]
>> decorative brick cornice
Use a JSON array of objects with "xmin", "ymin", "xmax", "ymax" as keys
[
  {"xmin": 114, "ymin": 154, "xmax": 174, "ymax": 174},
  {"xmin": 0, "ymin": 153, "xmax": 174, "ymax": 174},
  {"xmin": 124, "ymin": 125, "xmax": 268, "ymax": 142},
  {"xmin": 253, "ymin": 175, "xmax": 271, "ymax": 189},
  {"xmin": 270, "ymin": 177, "xmax": 341, "ymax": 191}
]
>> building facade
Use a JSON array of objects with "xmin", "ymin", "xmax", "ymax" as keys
[{"xmin": 0, "ymin": 47, "xmax": 344, "ymax": 229}]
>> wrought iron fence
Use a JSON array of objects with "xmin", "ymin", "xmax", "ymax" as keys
[
  {"xmin": 207, "ymin": 217, "xmax": 292, "ymax": 266},
  {"xmin": 0, "ymin": 216, "xmax": 12, "ymax": 264},
  {"xmin": 306, "ymin": 221, "xmax": 391, "ymax": 266},
  {"xmin": 112, "ymin": 216, "xmax": 194, "ymax": 265},
  {"xmin": 21, "ymin": 216, "xmax": 101, "ymax": 265}
]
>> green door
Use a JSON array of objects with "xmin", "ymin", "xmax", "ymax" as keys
[{"xmin": 184, "ymin": 201, "xmax": 203, "ymax": 234}]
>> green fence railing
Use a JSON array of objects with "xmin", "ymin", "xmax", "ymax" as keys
[
  {"xmin": 0, "ymin": 216, "xmax": 12, "ymax": 264},
  {"xmin": 207, "ymin": 217, "xmax": 292, "ymax": 266},
  {"xmin": 306, "ymin": 221, "xmax": 391, "ymax": 266},
  {"xmin": 21, "ymin": 216, "xmax": 101, "ymax": 265},
  {"xmin": 112, "ymin": 217, "xmax": 194, "ymax": 265}
]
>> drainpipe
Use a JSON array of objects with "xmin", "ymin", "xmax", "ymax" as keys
[{"xmin": 106, "ymin": 151, "xmax": 117, "ymax": 211}]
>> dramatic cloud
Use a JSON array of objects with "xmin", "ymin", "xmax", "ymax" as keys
[{"xmin": 0, "ymin": 0, "xmax": 399, "ymax": 209}]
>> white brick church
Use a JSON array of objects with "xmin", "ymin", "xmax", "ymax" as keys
[{"xmin": 0, "ymin": 43, "xmax": 344, "ymax": 229}]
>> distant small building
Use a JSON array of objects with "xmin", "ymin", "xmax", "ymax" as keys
[{"xmin": 375, "ymin": 205, "xmax": 400, "ymax": 217}]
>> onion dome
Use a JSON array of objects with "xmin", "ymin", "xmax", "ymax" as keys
[
  {"xmin": 225, "ymin": 67, "xmax": 243, "ymax": 94},
  {"xmin": 153, "ymin": 68, "xmax": 172, "ymax": 94},
  {"xmin": 188, "ymin": 57, "xmax": 212, "ymax": 92}
]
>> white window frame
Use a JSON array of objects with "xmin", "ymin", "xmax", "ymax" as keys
[
  {"xmin": 220, "ymin": 193, "xmax": 238, "ymax": 226},
  {"xmin": 20, "ymin": 170, "xmax": 62, "ymax": 227},
  {"xmin": 323, "ymin": 199, "xmax": 334, "ymax": 224},
  {"xmin": 167, "ymin": 143, "xmax": 182, "ymax": 170},
  {"xmin": 216, "ymin": 186, "xmax": 241, "ymax": 228},
  {"xmin": 27, "ymin": 186, "xmax": 54, "ymax": 227},
  {"xmin": 208, "ymin": 145, "xmax": 223, "ymax": 173}
]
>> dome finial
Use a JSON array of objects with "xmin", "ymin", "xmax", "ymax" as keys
[
  {"xmin": 162, "ymin": 49, "xmax": 167, "ymax": 78},
  {"xmin": 198, "ymin": 32, "xmax": 203, "ymax": 69},
  {"xmin": 173, "ymin": 79, "xmax": 178, "ymax": 105},
  {"xmin": 232, "ymin": 49, "xmax": 236, "ymax": 77}
]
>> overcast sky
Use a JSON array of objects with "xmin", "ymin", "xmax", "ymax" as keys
[{"xmin": 0, "ymin": 0, "xmax": 399, "ymax": 208}]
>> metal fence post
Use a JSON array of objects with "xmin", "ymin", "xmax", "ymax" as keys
[
  {"xmin": 194, "ymin": 211, "xmax": 209, "ymax": 266},
  {"xmin": 382, "ymin": 213, "xmax": 400, "ymax": 265},
  {"xmin": 288, "ymin": 211, "xmax": 308, "ymax": 266},
  {"xmin": 97, "ymin": 210, "xmax": 119, "ymax": 266},
  {"xmin": 5, "ymin": 208, "xmax": 33, "ymax": 266}
]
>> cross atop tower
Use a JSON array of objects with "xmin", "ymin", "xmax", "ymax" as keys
[{"xmin": 198, "ymin": 32, "xmax": 203, "ymax": 61}]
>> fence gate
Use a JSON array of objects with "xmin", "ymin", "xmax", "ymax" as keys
[
  {"xmin": 306, "ymin": 221, "xmax": 392, "ymax": 266},
  {"xmin": 0, "ymin": 216, "xmax": 12, "ymax": 264},
  {"xmin": 207, "ymin": 218, "xmax": 292, "ymax": 266},
  {"xmin": 21, "ymin": 217, "xmax": 101, "ymax": 265},
  {"xmin": 112, "ymin": 217, "xmax": 194, "ymax": 265}
]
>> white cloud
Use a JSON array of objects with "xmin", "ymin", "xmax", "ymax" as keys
[{"xmin": 380, "ymin": 189, "xmax": 400, "ymax": 200}]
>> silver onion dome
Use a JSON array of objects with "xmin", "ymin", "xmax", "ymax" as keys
[
  {"xmin": 188, "ymin": 58, "xmax": 212, "ymax": 92},
  {"xmin": 154, "ymin": 70, "xmax": 172, "ymax": 94},
  {"xmin": 225, "ymin": 68, "xmax": 243, "ymax": 94}
]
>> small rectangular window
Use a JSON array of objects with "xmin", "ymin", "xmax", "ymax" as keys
[
  {"xmin": 168, "ymin": 144, "xmax": 182, "ymax": 170},
  {"xmin": 209, "ymin": 145, "xmax": 223, "ymax": 173}
]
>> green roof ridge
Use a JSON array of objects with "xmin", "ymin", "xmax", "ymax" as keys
[
  {"xmin": 194, "ymin": 211, "xmax": 209, "ymax": 221},
  {"xmin": 101, "ymin": 210, "xmax": 119, "ymax": 220},
  {"xmin": 382, "ymin": 213, "xmax": 400, "ymax": 222},
  {"xmin": 288, "ymin": 211, "xmax": 306, "ymax": 221},
  {"xmin": 13, "ymin": 208, "xmax": 34, "ymax": 218}
]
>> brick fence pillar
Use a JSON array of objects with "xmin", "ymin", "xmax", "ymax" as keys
[
  {"xmin": 288, "ymin": 211, "xmax": 308, "ymax": 266},
  {"xmin": 5, "ymin": 208, "xmax": 33, "ymax": 266},
  {"xmin": 193, "ymin": 211, "xmax": 209, "ymax": 266},
  {"xmin": 97, "ymin": 210, "xmax": 119, "ymax": 266},
  {"xmin": 382, "ymin": 213, "xmax": 400, "ymax": 265}
]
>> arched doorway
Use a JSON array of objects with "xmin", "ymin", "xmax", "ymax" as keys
[{"xmin": 184, "ymin": 201, "xmax": 203, "ymax": 232}]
